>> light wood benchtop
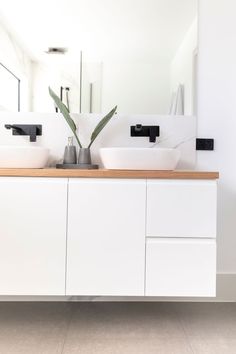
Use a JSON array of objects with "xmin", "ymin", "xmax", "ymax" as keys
[{"xmin": 0, "ymin": 169, "xmax": 219, "ymax": 179}]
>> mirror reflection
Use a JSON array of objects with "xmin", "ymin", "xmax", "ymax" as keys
[{"xmin": 0, "ymin": 0, "xmax": 197, "ymax": 115}]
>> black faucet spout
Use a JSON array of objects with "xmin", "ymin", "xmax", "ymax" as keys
[
  {"xmin": 5, "ymin": 124, "xmax": 22, "ymax": 132},
  {"xmin": 149, "ymin": 127, "xmax": 158, "ymax": 143},
  {"xmin": 29, "ymin": 126, "xmax": 37, "ymax": 142}
]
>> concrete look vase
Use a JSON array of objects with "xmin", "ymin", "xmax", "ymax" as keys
[
  {"xmin": 78, "ymin": 148, "xmax": 92, "ymax": 165},
  {"xmin": 77, "ymin": 148, "xmax": 98, "ymax": 169}
]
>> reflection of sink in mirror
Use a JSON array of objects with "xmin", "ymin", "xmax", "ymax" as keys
[
  {"xmin": 0, "ymin": 146, "xmax": 49, "ymax": 168},
  {"xmin": 100, "ymin": 148, "xmax": 180, "ymax": 171}
]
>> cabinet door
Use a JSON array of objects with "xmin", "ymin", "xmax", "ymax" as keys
[
  {"xmin": 147, "ymin": 180, "xmax": 217, "ymax": 238},
  {"xmin": 146, "ymin": 238, "xmax": 216, "ymax": 297},
  {"xmin": 0, "ymin": 178, "xmax": 67, "ymax": 295},
  {"xmin": 67, "ymin": 179, "xmax": 146, "ymax": 296}
]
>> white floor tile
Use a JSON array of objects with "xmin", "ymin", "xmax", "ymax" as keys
[
  {"xmin": 0, "ymin": 303, "xmax": 71, "ymax": 354},
  {"xmin": 66, "ymin": 303, "xmax": 185, "ymax": 340},
  {"xmin": 188, "ymin": 337, "xmax": 236, "ymax": 354},
  {"xmin": 63, "ymin": 337, "xmax": 193, "ymax": 354},
  {"xmin": 174, "ymin": 303, "xmax": 236, "ymax": 339}
]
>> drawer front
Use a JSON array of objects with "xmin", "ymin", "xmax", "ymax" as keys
[
  {"xmin": 145, "ymin": 238, "xmax": 216, "ymax": 297},
  {"xmin": 147, "ymin": 180, "xmax": 217, "ymax": 238}
]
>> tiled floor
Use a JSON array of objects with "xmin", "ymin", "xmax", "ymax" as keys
[{"xmin": 0, "ymin": 302, "xmax": 235, "ymax": 353}]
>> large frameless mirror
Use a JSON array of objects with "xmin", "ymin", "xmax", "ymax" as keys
[{"xmin": 0, "ymin": 0, "xmax": 198, "ymax": 115}]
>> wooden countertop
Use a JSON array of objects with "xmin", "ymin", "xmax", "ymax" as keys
[{"xmin": 0, "ymin": 169, "xmax": 219, "ymax": 179}]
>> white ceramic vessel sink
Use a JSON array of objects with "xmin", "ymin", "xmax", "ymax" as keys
[
  {"xmin": 100, "ymin": 147, "xmax": 180, "ymax": 170},
  {"xmin": 0, "ymin": 146, "xmax": 50, "ymax": 168}
]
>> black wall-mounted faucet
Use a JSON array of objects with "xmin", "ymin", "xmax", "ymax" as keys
[
  {"xmin": 131, "ymin": 124, "xmax": 160, "ymax": 143},
  {"xmin": 5, "ymin": 124, "xmax": 42, "ymax": 142}
]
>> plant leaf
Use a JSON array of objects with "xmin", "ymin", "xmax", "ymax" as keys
[
  {"xmin": 49, "ymin": 87, "xmax": 82, "ymax": 147},
  {"xmin": 88, "ymin": 106, "xmax": 117, "ymax": 148}
]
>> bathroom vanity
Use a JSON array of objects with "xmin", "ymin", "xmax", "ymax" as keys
[{"xmin": 0, "ymin": 169, "xmax": 218, "ymax": 297}]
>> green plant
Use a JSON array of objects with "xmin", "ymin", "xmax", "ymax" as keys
[{"xmin": 49, "ymin": 87, "xmax": 117, "ymax": 148}]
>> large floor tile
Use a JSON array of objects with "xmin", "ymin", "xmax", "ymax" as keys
[
  {"xmin": 188, "ymin": 337, "xmax": 236, "ymax": 354},
  {"xmin": 174, "ymin": 303, "xmax": 236, "ymax": 339},
  {"xmin": 0, "ymin": 302, "xmax": 72, "ymax": 354},
  {"xmin": 63, "ymin": 337, "xmax": 193, "ymax": 354},
  {"xmin": 66, "ymin": 302, "xmax": 185, "ymax": 340}
]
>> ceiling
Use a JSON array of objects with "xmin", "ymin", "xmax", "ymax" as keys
[{"xmin": 0, "ymin": 0, "xmax": 197, "ymax": 61}]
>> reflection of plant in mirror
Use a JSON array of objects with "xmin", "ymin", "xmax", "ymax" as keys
[{"xmin": 49, "ymin": 87, "xmax": 117, "ymax": 148}]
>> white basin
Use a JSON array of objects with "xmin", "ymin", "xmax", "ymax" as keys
[
  {"xmin": 0, "ymin": 146, "xmax": 50, "ymax": 168},
  {"xmin": 100, "ymin": 147, "xmax": 180, "ymax": 170}
]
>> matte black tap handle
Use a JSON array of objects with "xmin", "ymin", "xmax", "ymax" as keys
[{"xmin": 135, "ymin": 124, "xmax": 143, "ymax": 132}]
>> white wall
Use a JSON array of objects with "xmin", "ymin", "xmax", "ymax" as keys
[
  {"xmin": 198, "ymin": 0, "xmax": 236, "ymax": 274},
  {"xmin": 171, "ymin": 19, "xmax": 198, "ymax": 115}
]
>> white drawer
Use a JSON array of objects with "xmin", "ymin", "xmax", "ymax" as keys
[
  {"xmin": 146, "ymin": 180, "xmax": 217, "ymax": 238},
  {"xmin": 145, "ymin": 238, "xmax": 216, "ymax": 297}
]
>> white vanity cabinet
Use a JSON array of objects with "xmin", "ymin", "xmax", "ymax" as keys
[
  {"xmin": 66, "ymin": 179, "xmax": 146, "ymax": 296},
  {"xmin": 145, "ymin": 180, "xmax": 217, "ymax": 296},
  {"xmin": 0, "ymin": 178, "xmax": 67, "ymax": 295},
  {"xmin": 0, "ymin": 174, "xmax": 218, "ymax": 298}
]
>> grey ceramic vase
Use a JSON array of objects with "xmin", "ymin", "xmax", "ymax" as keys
[{"xmin": 78, "ymin": 148, "xmax": 92, "ymax": 165}]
